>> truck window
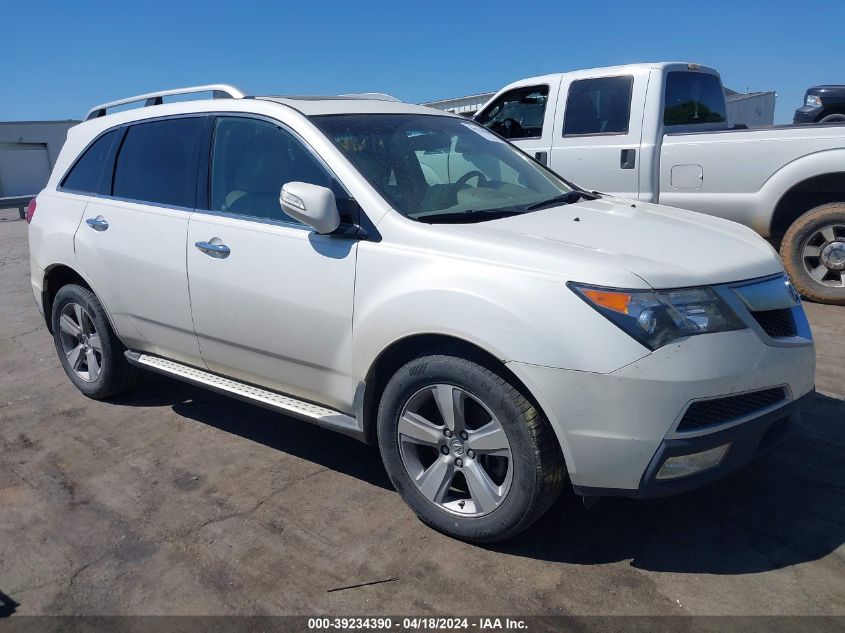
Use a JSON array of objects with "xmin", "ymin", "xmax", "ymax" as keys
[
  {"xmin": 663, "ymin": 72, "xmax": 727, "ymax": 126},
  {"xmin": 563, "ymin": 76, "xmax": 633, "ymax": 136},
  {"xmin": 475, "ymin": 85, "xmax": 549, "ymax": 139}
]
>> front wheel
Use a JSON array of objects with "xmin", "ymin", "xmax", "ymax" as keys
[
  {"xmin": 377, "ymin": 354, "xmax": 566, "ymax": 542},
  {"xmin": 780, "ymin": 203, "xmax": 845, "ymax": 305},
  {"xmin": 818, "ymin": 113, "xmax": 845, "ymax": 124}
]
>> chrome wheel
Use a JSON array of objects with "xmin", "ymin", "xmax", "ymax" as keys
[
  {"xmin": 802, "ymin": 223, "xmax": 845, "ymax": 287},
  {"xmin": 58, "ymin": 302, "xmax": 102, "ymax": 382},
  {"xmin": 398, "ymin": 384, "xmax": 513, "ymax": 517}
]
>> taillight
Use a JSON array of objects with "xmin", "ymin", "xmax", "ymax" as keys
[{"xmin": 25, "ymin": 199, "xmax": 37, "ymax": 224}]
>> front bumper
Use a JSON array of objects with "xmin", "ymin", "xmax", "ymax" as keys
[
  {"xmin": 573, "ymin": 389, "xmax": 814, "ymax": 498},
  {"xmin": 508, "ymin": 324, "xmax": 815, "ymax": 494},
  {"xmin": 793, "ymin": 106, "xmax": 822, "ymax": 124}
]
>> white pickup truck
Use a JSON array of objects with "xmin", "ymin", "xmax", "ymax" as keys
[{"xmin": 475, "ymin": 62, "xmax": 845, "ymax": 304}]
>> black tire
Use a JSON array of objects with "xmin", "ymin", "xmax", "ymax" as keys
[
  {"xmin": 377, "ymin": 354, "xmax": 566, "ymax": 543},
  {"xmin": 51, "ymin": 284, "xmax": 137, "ymax": 399},
  {"xmin": 818, "ymin": 113, "xmax": 845, "ymax": 124},
  {"xmin": 780, "ymin": 203, "xmax": 845, "ymax": 305}
]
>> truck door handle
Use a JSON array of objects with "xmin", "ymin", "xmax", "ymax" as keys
[
  {"xmin": 195, "ymin": 239, "xmax": 231, "ymax": 259},
  {"xmin": 85, "ymin": 216, "xmax": 109, "ymax": 231},
  {"xmin": 620, "ymin": 149, "xmax": 636, "ymax": 169},
  {"xmin": 534, "ymin": 151, "xmax": 548, "ymax": 165}
]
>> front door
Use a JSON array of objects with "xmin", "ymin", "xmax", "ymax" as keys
[
  {"xmin": 186, "ymin": 116, "xmax": 357, "ymax": 410},
  {"xmin": 475, "ymin": 81, "xmax": 561, "ymax": 167}
]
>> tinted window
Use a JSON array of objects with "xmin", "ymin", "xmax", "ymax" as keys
[
  {"xmin": 475, "ymin": 85, "xmax": 549, "ymax": 139},
  {"xmin": 209, "ymin": 117, "xmax": 340, "ymax": 222},
  {"xmin": 313, "ymin": 114, "xmax": 571, "ymax": 222},
  {"xmin": 564, "ymin": 76, "xmax": 633, "ymax": 136},
  {"xmin": 664, "ymin": 72, "xmax": 727, "ymax": 126},
  {"xmin": 113, "ymin": 118, "xmax": 202, "ymax": 207},
  {"xmin": 60, "ymin": 130, "xmax": 118, "ymax": 193}
]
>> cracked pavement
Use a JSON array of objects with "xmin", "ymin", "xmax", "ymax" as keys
[{"xmin": 0, "ymin": 207, "xmax": 844, "ymax": 615}]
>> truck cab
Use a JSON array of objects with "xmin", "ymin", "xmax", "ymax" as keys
[{"xmin": 475, "ymin": 62, "xmax": 728, "ymax": 203}]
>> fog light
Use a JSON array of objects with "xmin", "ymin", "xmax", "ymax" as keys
[{"xmin": 655, "ymin": 443, "xmax": 730, "ymax": 480}]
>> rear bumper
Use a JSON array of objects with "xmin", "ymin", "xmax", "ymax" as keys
[
  {"xmin": 573, "ymin": 389, "xmax": 814, "ymax": 498},
  {"xmin": 30, "ymin": 260, "xmax": 45, "ymax": 318}
]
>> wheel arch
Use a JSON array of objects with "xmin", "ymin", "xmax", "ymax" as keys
[
  {"xmin": 769, "ymin": 170, "xmax": 845, "ymax": 238},
  {"xmin": 817, "ymin": 107, "xmax": 845, "ymax": 121},
  {"xmin": 358, "ymin": 333, "xmax": 559, "ymax": 454},
  {"xmin": 41, "ymin": 263, "xmax": 123, "ymax": 341},
  {"xmin": 41, "ymin": 264, "xmax": 93, "ymax": 333}
]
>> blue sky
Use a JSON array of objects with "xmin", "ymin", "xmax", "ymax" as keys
[{"xmin": 4, "ymin": 0, "xmax": 843, "ymax": 124}]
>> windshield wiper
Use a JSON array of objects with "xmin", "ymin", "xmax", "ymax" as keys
[
  {"xmin": 525, "ymin": 190, "xmax": 599, "ymax": 211},
  {"xmin": 417, "ymin": 208, "xmax": 525, "ymax": 224}
]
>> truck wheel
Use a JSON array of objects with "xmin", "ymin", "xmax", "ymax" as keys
[
  {"xmin": 51, "ymin": 284, "xmax": 137, "ymax": 399},
  {"xmin": 818, "ymin": 113, "xmax": 845, "ymax": 124},
  {"xmin": 377, "ymin": 354, "xmax": 566, "ymax": 542},
  {"xmin": 780, "ymin": 203, "xmax": 845, "ymax": 305}
]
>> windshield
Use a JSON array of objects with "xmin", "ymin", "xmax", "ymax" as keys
[{"xmin": 311, "ymin": 114, "xmax": 572, "ymax": 222}]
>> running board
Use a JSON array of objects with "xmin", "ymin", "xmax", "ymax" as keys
[{"xmin": 125, "ymin": 351, "xmax": 364, "ymax": 441}]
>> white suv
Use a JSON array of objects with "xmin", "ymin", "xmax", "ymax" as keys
[{"xmin": 28, "ymin": 85, "xmax": 815, "ymax": 542}]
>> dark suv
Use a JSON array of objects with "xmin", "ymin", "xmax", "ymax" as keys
[{"xmin": 794, "ymin": 85, "xmax": 845, "ymax": 124}]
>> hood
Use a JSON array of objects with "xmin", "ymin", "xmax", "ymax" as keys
[{"xmin": 436, "ymin": 196, "xmax": 783, "ymax": 288}]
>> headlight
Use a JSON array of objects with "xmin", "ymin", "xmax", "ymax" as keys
[
  {"xmin": 805, "ymin": 94, "xmax": 822, "ymax": 108},
  {"xmin": 569, "ymin": 283, "xmax": 747, "ymax": 350}
]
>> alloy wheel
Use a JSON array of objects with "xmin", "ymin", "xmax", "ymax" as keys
[
  {"xmin": 801, "ymin": 223, "xmax": 845, "ymax": 287},
  {"xmin": 58, "ymin": 302, "xmax": 102, "ymax": 382},
  {"xmin": 398, "ymin": 384, "xmax": 513, "ymax": 517}
]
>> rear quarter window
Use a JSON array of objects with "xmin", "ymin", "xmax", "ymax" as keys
[
  {"xmin": 60, "ymin": 130, "xmax": 118, "ymax": 194},
  {"xmin": 112, "ymin": 117, "xmax": 203, "ymax": 208},
  {"xmin": 663, "ymin": 72, "xmax": 727, "ymax": 126}
]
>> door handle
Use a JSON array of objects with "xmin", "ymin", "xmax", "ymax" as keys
[
  {"xmin": 195, "ymin": 239, "xmax": 231, "ymax": 259},
  {"xmin": 620, "ymin": 149, "xmax": 636, "ymax": 169},
  {"xmin": 534, "ymin": 151, "xmax": 548, "ymax": 165},
  {"xmin": 85, "ymin": 216, "xmax": 109, "ymax": 231}
]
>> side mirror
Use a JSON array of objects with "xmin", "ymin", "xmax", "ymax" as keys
[{"xmin": 279, "ymin": 182, "xmax": 341, "ymax": 234}]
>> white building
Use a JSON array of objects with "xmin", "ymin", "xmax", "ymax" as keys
[
  {"xmin": 0, "ymin": 120, "xmax": 79, "ymax": 199},
  {"xmin": 723, "ymin": 88, "xmax": 776, "ymax": 126}
]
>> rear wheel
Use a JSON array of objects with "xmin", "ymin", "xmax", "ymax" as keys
[
  {"xmin": 51, "ymin": 284, "xmax": 137, "ymax": 398},
  {"xmin": 377, "ymin": 354, "xmax": 566, "ymax": 542},
  {"xmin": 780, "ymin": 203, "xmax": 845, "ymax": 304}
]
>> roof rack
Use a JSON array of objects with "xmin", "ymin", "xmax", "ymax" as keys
[{"xmin": 85, "ymin": 84, "xmax": 248, "ymax": 121}]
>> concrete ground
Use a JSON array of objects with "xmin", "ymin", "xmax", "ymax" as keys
[{"xmin": 1, "ymin": 207, "xmax": 843, "ymax": 616}]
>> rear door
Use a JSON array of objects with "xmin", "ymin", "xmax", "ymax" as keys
[
  {"xmin": 549, "ymin": 72, "xmax": 646, "ymax": 199},
  {"xmin": 475, "ymin": 80, "xmax": 560, "ymax": 166},
  {"xmin": 74, "ymin": 116, "xmax": 205, "ymax": 366}
]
